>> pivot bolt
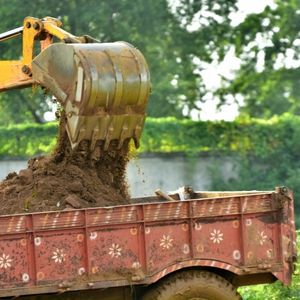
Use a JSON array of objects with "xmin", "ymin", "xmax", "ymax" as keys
[
  {"xmin": 33, "ymin": 22, "xmax": 40, "ymax": 30},
  {"xmin": 25, "ymin": 22, "xmax": 31, "ymax": 29},
  {"xmin": 22, "ymin": 65, "xmax": 32, "ymax": 76}
]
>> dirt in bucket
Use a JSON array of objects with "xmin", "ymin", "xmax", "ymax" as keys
[{"xmin": 0, "ymin": 112, "xmax": 131, "ymax": 215}]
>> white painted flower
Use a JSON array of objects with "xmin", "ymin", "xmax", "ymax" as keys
[
  {"xmin": 210, "ymin": 229, "xmax": 223, "ymax": 244},
  {"xmin": 132, "ymin": 262, "xmax": 141, "ymax": 269},
  {"xmin": 259, "ymin": 231, "xmax": 268, "ymax": 245},
  {"xmin": 51, "ymin": 248, "xmax": 66, "ymax": 263},
  {"xmin": 34, "ymin": 237, "xmax": 42, "ymax": 246},
  {"xmin": 245, "ymin": 219, "xmax": 252, "ymax": 226},
  {"xmin": 195, "ymin": 223, "xmax": 202, "ymax": 231},
  {"xmin": 182, "ymin": 244, "xmax": 190, "ymax": 254},
  {"xmin": 267, "ymin": 249, "xmax": 273, "ymax": 259},
  {"xmin": 233, "ymin": 250, "xmax": 241, "ymax": 260},
  {"xmin": 22, "ymin": 273, "xmax": 30, "ymax": 282},
  {"xmin": 78, "ymin": 267, "xmax": 85, "ymax": 275},
  {"xmin": 160, "ymin": 235, "xmax": 174, "ymax": 249},
  {"xmin": 0, "ymin": 253, "xmax": 13, "ymax": 269},
  {"xmin": 90, "ymin": 232, "xmax": 97, "ymax": 240},
  {"xmin": 108, "ymin": 243, "xmax": 122, "ymax": 258}
]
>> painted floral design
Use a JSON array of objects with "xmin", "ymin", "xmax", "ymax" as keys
[
  {"xmin": 132, "ymin": 262, "xmax": 141, "ymax": 269},
  {"xmin": 160, "ymin": 235, "xmax": 174, "ymax": 249},
  {"xmin": 22, "ymin": 273, "xmax": 30, "ymax": 282},
  {"xmin": 210, "ymin": 229, "xmax": 223, "ymax": 244},
  {"xmin": 108, "ymin": 243, "xmax": 122, "ymax": 258},
  {"xmin": 51, "ymin": 248, "xmax": 66, "ymax": 263},
  {"xmin": 34, "ymin": 237, "xmax": 42, "ymax": 246},
  {"xmin": 78, "ymin": 267, "xmax": 85, "ymax": 275},
  {"xmin": 0, "ymin": 253, "xmax": 12, "ymax": 269},
  {"xmin": 259, "ymin": 231, "xmax": 268, "ymax": 245},
  {"xmin": 90, "ymin": 232, "xmax": 97, "ymax": 240},
  {"xmin": 233, "ymin": 250, "xmax": 241, "ymax": 260}
]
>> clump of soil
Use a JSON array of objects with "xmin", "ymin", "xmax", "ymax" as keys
[{"xmin": 0, "ymin": 113, "xmax": 130, "ymax": 215}]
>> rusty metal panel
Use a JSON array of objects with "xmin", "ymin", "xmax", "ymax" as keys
[
  {"xmin": 86, "ymin": 206, "xmax": 139, "ymax": 226},
  {"xmin": 33, "ymin": 229, "xmax": 86, "ymax": 284},
  {"xmin": 33, "ymin": 211, "xmax": 85, "ymax": 230},
  {"xmin": 88, "ymin": 225, "xmax": 142, "ymax": 277},
  {"xmin": 145, "ymin": 221, "xmax": 191, "ymax": 273},
  {"xmin": 192, "ymin": 217, "xmax": 242, "ymax": 265},
  {"xmin": 0, "ymin": 233, "xmax": 31, "ymax": 288},
  {"xmin": 273, "ymin": 189, "xmax": 297, "ymax": 284},
  {"xmin": 243, "ymin": 215, "xmax": 279, "ymax": 265}
]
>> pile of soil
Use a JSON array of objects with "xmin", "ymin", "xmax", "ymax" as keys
[{"xmin": 0, "ymin": 113, "xmax": 130, "ymax": 215}]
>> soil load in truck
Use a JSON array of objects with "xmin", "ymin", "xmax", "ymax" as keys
[
  {"xmin": 0, "ymin": 114, "xmax": 131, "ymax": 214},
  {"xmin": 0, "ymin": 17, "xmax": 151, "ymax": 214}
]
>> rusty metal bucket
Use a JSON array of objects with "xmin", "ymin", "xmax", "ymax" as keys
[{"xmin": 32, "ymin": 42, "xmax": 151, "ymax": 151}]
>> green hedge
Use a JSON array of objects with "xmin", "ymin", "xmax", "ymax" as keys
[
  {"xmin": 0, "ymin": 122, "xmax": 57, "ymax": 159},
  {"xmin": 140, "ymin": 114, "xmax": 300, "ymax": 156},
  {"xmin": 1, "ymin": 114, "xmax": 300, "ymax": 158}
]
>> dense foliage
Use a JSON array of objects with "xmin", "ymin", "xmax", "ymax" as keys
[
  {"xmin": 0, "ymin": 122, "xmax": 57, "ymax": 158},
  {"xmin": 2, "ymin": 114, "xmax": 300, "ymax": 156},
  {"xmin": 1, "ymin": 1, "xmax": 300, "ymax": 123},
  {"xmin": 0, "ymin": 0, "xmax": 237, "ymax": 122},
  {"xmin": 220, "ymin": 0, "xmax": 300, "ymax": 118}
]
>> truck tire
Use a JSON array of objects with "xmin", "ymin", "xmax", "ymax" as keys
[{"xmin": 142, "ymin": 270, "xmax": 241, "ymax": 300}]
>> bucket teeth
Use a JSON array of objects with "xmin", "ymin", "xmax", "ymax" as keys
[{"xmin": 65, "ymin": 114, "xmax": 145, "ymax": 152}]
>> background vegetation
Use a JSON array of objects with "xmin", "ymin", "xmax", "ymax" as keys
[
  {"xmin": 1, "ymin": 0, "xmax": 300, "ymax": 298},
  {"xmin": 1, "ymin": 0, "xmax": 300, "ymax": 122}
]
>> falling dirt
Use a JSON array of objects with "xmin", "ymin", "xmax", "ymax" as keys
[{"xmin": 0, "ymin": 112, "xmax": 130, "ymax": 215}]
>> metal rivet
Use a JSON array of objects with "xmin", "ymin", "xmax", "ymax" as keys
[{"xmin": 33, "ymin": 22, "xmax": 40, "ymax": 30}]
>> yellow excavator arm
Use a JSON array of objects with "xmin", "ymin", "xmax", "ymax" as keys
[{"xmin": 0, "ymin": 16, "xmax": 150, "ymax": 152}]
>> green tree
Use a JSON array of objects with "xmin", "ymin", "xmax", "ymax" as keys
[
  {"xmin": 217, "ymin": 0, "xmax": 300, "ymax": 117},
  {"xmin": 2, "ymin": 0, "xmax": 299, "ymax": 122},
  {"xmin": 0, "ymin": 0, "xmax": 242, "ymax": 123},
  {"xmin": 166, "ymin": 0, "xmax": 300, "ymax": 119},
  {"xmin": 0, "ymin": 0, "xmax": 195, "ymax": 121}
]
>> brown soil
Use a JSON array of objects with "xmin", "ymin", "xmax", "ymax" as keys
[{"xmin": 0, "ymin": 112, "xmax": 130, "ymax": 215}]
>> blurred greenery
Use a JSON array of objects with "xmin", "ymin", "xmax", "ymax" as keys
[
  {"xmin": 218, "ymin": 0, "xmax": 300, "ymax": 118},
  {"xmin": 1, "ymin": 1, "xmax": 300, "ymax": 122},
  {"xmin": 239, "ymin": 232, "xmax": 300, "ymax": 299},
  {"xmin": 0, "ymin": 0, "xmax": 236, "ymax": 122},
  {"xmin": 2, "ymin": 113, "xmax": 300, "ymax": 156}
]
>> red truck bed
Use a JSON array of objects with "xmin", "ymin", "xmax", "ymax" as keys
[{"xmin": 0, "ymin": 187, "xmax": 296, "ymax": 297}]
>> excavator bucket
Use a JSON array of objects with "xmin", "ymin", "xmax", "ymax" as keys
[{"xmin": 31, "ymin": 42, "xmax": 151, "ymax": 152}]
